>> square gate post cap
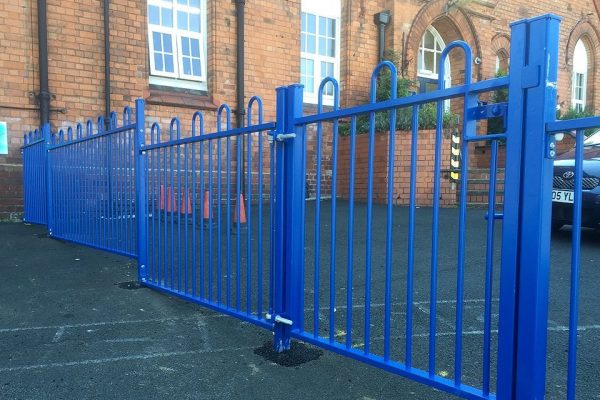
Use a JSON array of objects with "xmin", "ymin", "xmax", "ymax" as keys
[{"xmin": 509, "ymin": 13, "xmax": 562, "ymax": 27}]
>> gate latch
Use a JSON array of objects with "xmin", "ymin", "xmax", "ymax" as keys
[
  {"xmin": 267, "ymin": 132, "xmax": 296, "ymax": 143},
  {"xmin": 275, "ymin": 133, "xmax": 296, "ymax": 142},
  {"xmin": 265, "ymin": 313, "xmax": 293, "ymax": 326}
]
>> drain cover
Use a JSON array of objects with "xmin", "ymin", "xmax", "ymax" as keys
[
  {"xmin": 254, "ymin": 341, "xmax": 323, "ymax": 367},
  {"xmin": 116, "ymin": 281, "xmax": 142, "ymax": 290}
]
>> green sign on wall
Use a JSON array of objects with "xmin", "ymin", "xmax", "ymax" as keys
[{"xmin": 0, "ymin": 122, "xmax": 7, "ymax": 155}]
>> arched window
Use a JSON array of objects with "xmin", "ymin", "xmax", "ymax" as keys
[
  {"xmin": 417, "ymin": 26, "xmax": 450, "ymax": 111},
  {"xmin": 418, "ymin": 26, "xmax": 451, "ymax": 89},
  {"xmin": 495, "ymin": 49, "xmax": 509, "ymax": 74},
  {"xmin": 571, "ymin": 39, "xmax": 588, "ymax": 112}
]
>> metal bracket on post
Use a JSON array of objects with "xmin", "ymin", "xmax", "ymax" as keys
[{"xmin": 134, "ymin": 99, "xmax": 148, "ymax": 282}]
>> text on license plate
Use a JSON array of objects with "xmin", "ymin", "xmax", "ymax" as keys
[{"xmin": 552, "ymin": 190, "xmax": 574, "ymax": 203}]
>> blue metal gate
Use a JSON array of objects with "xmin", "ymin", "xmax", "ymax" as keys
[
  {"xmin": 22, "ymin": 125, "xmax": 48, "ymax": 225},
  {"xmin": 46, "ymin": 110, "xmax": 139, "ymax": 257},
  {"xmin": 20, "ymin": 14, "xmax": 600, "ymax": 399}
]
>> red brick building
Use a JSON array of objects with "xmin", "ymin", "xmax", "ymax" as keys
[{"xmin": 2, "ymin": 0, "xmax": 600, "ymax": 219}]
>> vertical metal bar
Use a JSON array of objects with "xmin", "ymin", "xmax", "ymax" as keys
[
  {"xmin": 496, "ymin": 18, "xmax": 527, "ymax": 398},
  {"xmin": 149, "ymin": 136, "xmax": 155, "ymax": 282},
  {"xmin": 482, "ymin": 139, "xmax": 498, "ymax": 395},
  {"xmin": 163, "ymin": 142, "xmax": 168, "ymax": 286},
  {"xmin": 299, "ymin": 124, "xmax": 307, "ymax": 333},
  {"xmin": 329, "ymin": 117, "xmax": 339, "ymax": 343},
  {"xmin": 345, "ymin": 116, "xmax": 356, "ymax": 350},
  {"xmin": 314, "ymin": 120, "xmax": 322, "ymax": 337},
  {"xmin": 284, "ymin": 83, "xmax": 306, "ymax": 347},
  {"xmin": 236, "ymin": 133, "xmax": 242, "ymax": 311},
  {"xmin": 44, "ymin": 124, "xmax": 53, "ymax": 236},
  {"xmin": 273, "ymin": 86, "xmax": 287, "ymax": 350},
  {"xmin": 177, "ymin": 139, "xmax": 182, "ymax": 292},
  {"xmin": 184, "ymin": 143, "xmax": 189, "ymax": 294},
  {"xmin": 216, "ymin": 136, "xmax": 222, "ymax": 302},
  {"xmin": 157, "ymin": 138, "xmax": 162, "ymax": 285},
  {"xmin": 170, "ymin": 128, "xmax": 175, "ymax": 289},
  {"xmin": 130, "ymin": 126, "xmax": 135, "ymax": 254},
  {"xmin": 207, "ymin": 137, "xmax": 213, "ymax": 300},
  {"xmin": 225, "ymin": 135, "xmax": 231, "ymax": 306},
  {"xmin": 511, "ymin": 14, "xmax": 561, "ymax": 400},
  {"xmin": 383, "ymin": 105, "xmax": 397, "ymax": 362},
  {"xmin": 365, "ymin": 108, "xmax": 375, "ymax": 355},
  {"xmin": 134, "ymin": 99, "xmax": 148, "ymax": 281},
  {"xmin": 428, "ymin": 98, "xmax": 444, "ymax": 376},
  {"xmin": 200, "ymin": 136, "xmax": 206, "ymax": 299},
  {"xmin": 269, "ymin": 124, "xmax": 275, "ymax": 317},
  {"xmin": 246, "ymin": 130, "xmax": 252, "ymax": 315},
  {"xmin": 257, "ymin": 128, "xmax": 264, "ymax": 318},
  {"xmin": 455, "ymin": 89, "xmax": 477, "ymax": 385},
  {"xmin": 566, "ymin": 129, "xmax": 584, "ymax": 399},
  {"xmin": 406, "ymin": 104, "xmax": 419, "ymax": 367},
  {"xmin": 192, "ymin": 138, "xmax": 197, "ymax": 296}
]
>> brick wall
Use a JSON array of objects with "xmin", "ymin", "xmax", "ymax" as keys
[
  {"xmin": 2, "ymin": 0, "xmax": 600, "ymax": 220},
  {"xmin": 337, "ymin": 129, "xmax": 456, "ymax": 206}
]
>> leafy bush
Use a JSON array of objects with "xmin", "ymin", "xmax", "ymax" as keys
[{"xmin": 339, "ymin": 50, "xmax": 457, "ymax": 136}]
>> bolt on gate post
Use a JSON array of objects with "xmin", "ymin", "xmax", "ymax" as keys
[
  {"xmin": 497, "ymin": 14, "xmax": 560, "ymax": 399},
  {"xmin": 134, "ymin": 99, "xmax": 149, "ymax": 282}
]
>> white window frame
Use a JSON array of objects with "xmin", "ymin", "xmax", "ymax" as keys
[
  {"xmin": 147, "ymin": 0, "xmax": 207, "ymax": 91},
  {"xmin": 571, "ymin": 39, "xmax": 588, "ymax": 112},
  {"xmin": 418, "ymin": 26, "xmax": 451, "ymax": 111},
  {"xmin": 300, "ymin": 0, "xmax": 341, "ymax": 106},
  {"xmin": 417, "ymin": 26, "xmax": 451, "ymax": 86}
]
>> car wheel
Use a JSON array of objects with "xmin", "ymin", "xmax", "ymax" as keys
[{"xmin": 551, "ymin": 221, "xmax": 564, "ymax": 232}]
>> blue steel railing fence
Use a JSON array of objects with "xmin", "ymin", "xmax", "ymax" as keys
[
  {"xmin": 20, "ymin": 14, "xmax": 598, "ymax": 400},
  {"xmin": 284, "ymin": 41, "xmax": 506, "ymax": 399},
  {"xmin": 141, "ymin": 99, "xmax": 277, "ymax": 329},
  {"xmin": 46, "ymin": 111, "xmax": 138, "ymax": 257},
  {"xmin": 546, "ymin": 117, "xmax": 600, "ymax": 399},
  {"xmin": 22, "ymin": 125, "xmax": 48, "ymax": 225}
]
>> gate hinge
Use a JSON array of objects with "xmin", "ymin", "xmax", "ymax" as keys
[{"xmin": 265, "ymin": 313, "xmax": 293, "ymax": 326}]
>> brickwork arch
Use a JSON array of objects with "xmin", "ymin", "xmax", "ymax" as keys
[
  {"xmin": 490, "ymin": 33, "xmax": 510, "ymax": 73},
  {"xmin": 404, "ymin": 0, "xmax": 481, "ymax": 83},
  {"xmin": 565, "ymin": 20, "xmax": 600, "ymax": 109}
]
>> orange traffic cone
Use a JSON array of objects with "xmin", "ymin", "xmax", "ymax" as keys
[
  {"xmin": 159, "ymin": 185, "xmax": 175, "ymax": 212},
  {"xmin": 233, "ymin": 193, "xmax": 247, "ymax": 225},
  {"xmin": 166, "ymin": 186, "xmax": 175, "ymax": 212},
  {"xmin": 179, "ymin": 190, "xmax": 192, "ymax": 215},
  {"xmin": 202, "ymin": 190, "xmax": 212, "ymax": 226},
  {"xmin": 160, "ymin": 185, "xmax": 166, "ymax": 211}
]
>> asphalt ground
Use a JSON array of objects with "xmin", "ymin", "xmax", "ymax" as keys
[{"xmin": 0, "ymin": 202, "xmax": 598, "ymax": 399}]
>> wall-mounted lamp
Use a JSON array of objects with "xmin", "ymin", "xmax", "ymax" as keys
[{"xmin": 374, "ymin": 11, "xmax": 391, "ymax": 62}]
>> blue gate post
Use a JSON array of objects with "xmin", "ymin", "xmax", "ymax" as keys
[
  {"xmin": 43, "ymin": 123, "xmax": 53, "ymax": 235},
  {"xmin": 497, "ymin": 14, "xmax": 561, "ymax": 399},
  {"xmin": 134, "ymin": 99, "xmax": 149, "ymax": 281},
  {"xmin": 272, "ymin": 84, "xmax": 305, "ymax": 352}
]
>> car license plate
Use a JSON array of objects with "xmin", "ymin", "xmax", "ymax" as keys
[{"xmin": 552, "ymin": 189, "xmax": 574, "ymax": 203}]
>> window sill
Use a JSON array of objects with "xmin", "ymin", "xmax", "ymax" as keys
[{"xmin": 146, "ymin": 87, "xmax": 218, "ymax": 111}]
